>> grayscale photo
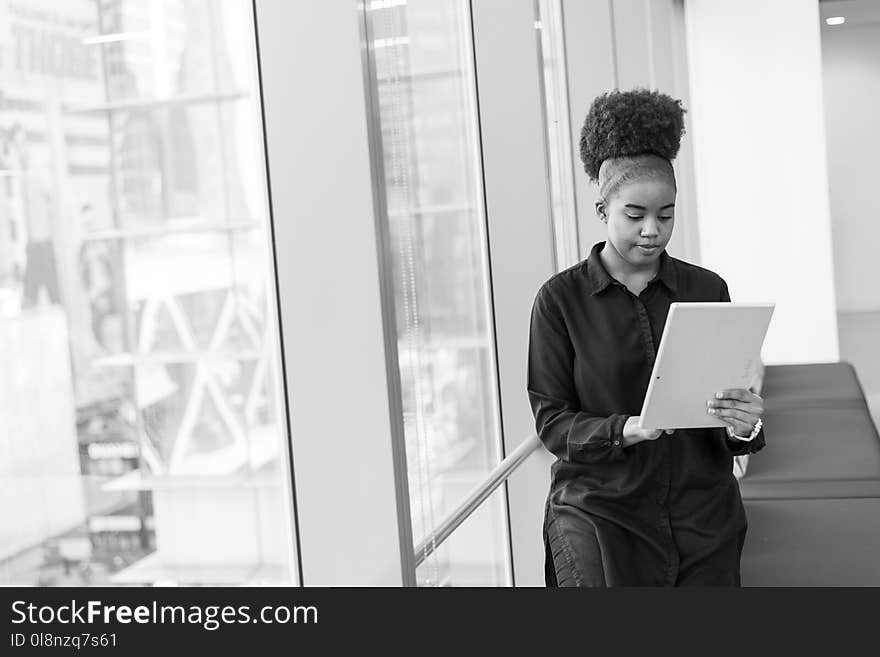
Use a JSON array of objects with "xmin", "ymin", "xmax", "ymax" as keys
[{"xmin": 0, "ymin": 0, "xmax": 878, "ymax": 595}]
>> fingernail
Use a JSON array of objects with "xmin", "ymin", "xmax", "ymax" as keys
[
  {"xmin": 708, "ymin": 408, "xmax": 715, "ymax": 414},
  {"xmin": 715, "ymin": 392, "xmax": 723, "ymax": 399}
]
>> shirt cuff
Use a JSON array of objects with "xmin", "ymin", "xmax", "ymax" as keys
[
  {"xmin": 726, "ymin": 425, "xmax": 755, "ymax": 442},
  {"xmin": 603, "ymin": 414, "xmax": 630, "ymax": 460}
]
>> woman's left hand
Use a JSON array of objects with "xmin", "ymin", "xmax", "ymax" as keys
[{"xmin": 707, "ymin": 389, "xmax": 763, "ymax": 437}]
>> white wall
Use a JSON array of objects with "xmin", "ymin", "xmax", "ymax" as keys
[
  {"xmin": 685, "ymin": 0, "xmax": 839, "ymax": 364},
  {"xmin": 821, "ymin": 21, "xmax": 880, "ymax": 313},
  {"xmin": 564, "ymin": 0, "xmax": 701, "ymax": 265}
]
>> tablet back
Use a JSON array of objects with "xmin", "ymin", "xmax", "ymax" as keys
[{"xmin": 638, "ymin": 302, "xmax": 775, "ymax": 430}]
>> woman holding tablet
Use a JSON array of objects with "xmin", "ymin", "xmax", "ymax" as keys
[{"xmin": 528, "ymin": 89, "xmax": 766, "ymax": 587}]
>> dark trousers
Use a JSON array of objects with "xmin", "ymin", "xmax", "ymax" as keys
[{"xmin": 544, "ymin": 500, "xmax": 743, "ymax": 587}]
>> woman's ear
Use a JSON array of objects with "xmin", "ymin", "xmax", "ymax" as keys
[{"xmin": 595, "ymin": 201, "xmax": 607, "ymax": 224}]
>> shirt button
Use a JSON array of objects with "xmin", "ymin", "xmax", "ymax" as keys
[{"xmin": 613, "ymin": 440, "xmax": 621, "ymax": 447}]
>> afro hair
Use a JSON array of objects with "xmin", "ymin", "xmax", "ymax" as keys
[{"xmin": 579, "ymin": 89, "xmax": 686, "ymax": 181}]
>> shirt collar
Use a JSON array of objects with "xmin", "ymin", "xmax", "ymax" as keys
[{"xmin": 586, "ymin": 241, "xmax": 678, "ymax": 296}]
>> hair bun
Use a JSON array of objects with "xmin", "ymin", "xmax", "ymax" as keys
[{"xmin": 579, "ymin": 88, "xmax": 686, "ymax": 181}]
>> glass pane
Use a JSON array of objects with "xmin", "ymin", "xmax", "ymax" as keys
[
  {"xmin": 537, "ymin": 0, "xmax": 580, "ymax": 270},
  {"xmin": 416, "ymin": 487, "xmax": 508, "ymax": 586},
  {"xmin": 0, "ymin": 0, "xmax": 296, "ymax": 585},
  {"xmin": 365, "ymin": 0, "xmax": 510, "ymax": 586}
]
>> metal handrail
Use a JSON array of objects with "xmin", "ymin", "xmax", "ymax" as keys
[{"xmin": 413, "ymin": 433, "xmax": 542, "ymax": 567}]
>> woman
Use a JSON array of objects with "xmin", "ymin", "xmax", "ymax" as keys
[{"xmin": 528, "ymin": 89, "xmax": 765, "ymax": 587}]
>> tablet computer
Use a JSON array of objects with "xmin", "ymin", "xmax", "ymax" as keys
[{"xmin": 638, "ymin": 302, "xmax": 775, "ymax": 430}]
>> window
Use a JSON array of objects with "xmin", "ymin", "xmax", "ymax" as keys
[
  {"xmin": 364, "ymin": 0, "xmax": 510, "ymax": 586},
  {"xmin": 537, "ymin": 0, "xmax": 580, "ymax": 271},
  {"xmin": 0, "ymin": 0, "xmax": 296, "ymax": 585}
]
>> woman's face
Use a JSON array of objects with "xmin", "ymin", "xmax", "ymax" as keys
[{"xmin": 598, "ymin": 177, "xmax": 676, "ymax": 268}]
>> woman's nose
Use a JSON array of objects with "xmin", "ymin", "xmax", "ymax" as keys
[{"xmin": 641, "ymin": 218, "xmax": 660, "ymax": 236}]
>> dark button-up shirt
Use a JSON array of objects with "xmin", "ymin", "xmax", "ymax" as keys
[{"xmin": 528, "ymin": 241, "xmax": 765, "ymax": 585}]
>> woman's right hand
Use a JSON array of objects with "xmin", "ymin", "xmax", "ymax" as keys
[{"xmin": 622, "ymin": 416, "xmax": 674, "ymax": 447}]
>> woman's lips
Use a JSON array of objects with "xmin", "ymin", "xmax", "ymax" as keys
[{"xmin": 637, "ymin": 244, "xmax": 659, "ymax": 253}]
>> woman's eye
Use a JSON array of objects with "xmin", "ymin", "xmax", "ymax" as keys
[
  {"xmin": 659, "ymin": 216, "xmax": 673, "ymax": 221},
  {"xmin": 625, "ymin": 215, "xmax": 643, "ymax": 220}
]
